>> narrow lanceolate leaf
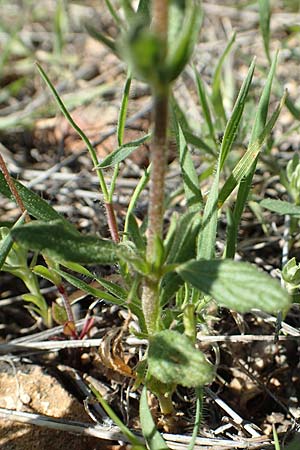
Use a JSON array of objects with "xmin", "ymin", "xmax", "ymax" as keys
[
  {"xmin": 219, "ymin": 57, "xmax": 256, "ymax": 170},
  {"xmin": 117, "ymin": 73, "xmax": 131, "ymax": 147},
  {"xmin": 260, "ymin": 199, "xmax": 300, "ymax": 217},
  {"xmin": 11, "ymin": 220, "xmax": 118, "ymax": 264},
  {"xmin": 0, "ymin": 212, "xmax": 26, "ymax": 270},
  {"xmin": 211, "ymin": 32, "xmax": 236, "ymax": 124},
  {"xmin": 194, "ymin": 69, "xmax": 216, "ymax": 147},
  {"xmin": 219, "ymin": 90, "xmax": 286, "ymax": 206},
  {"xmin": 259, "ymin": 0, "xmax": 271, "ymax": 63},
  {"xmin": 224, "ymin": 51, "xmax": 279, "ymax": 259},
  {"xmin": 0, "ymin": 173, "xmax": 72, "ymax": 227},
  {"xmin": 161, "ymin": 212, "xmax": 201, "ymax": 304},
  {"xmin": 177, "ymin": 259, "xmax": 291, "ymax": 314},
  {"xmin": 172, "ymin": 109, "xmax": 203, "ymax": 211},
  {"xmin": 53, "ymin": 268, "xmax": 124, "ymax": 305},
  {"xmin": 198, "ymin": 59, "xmax": 256, "ymax": 260},
  {"xmin": 148, "ymin": 330, "xmax": 214, "ymax": 387},
  {"xmin": 140, "ymin": 387, "xmax": 169, "ymax": 450},
  {"xmin": 96, "ymin": 134, "xmax": 151, "ymax": 168}
]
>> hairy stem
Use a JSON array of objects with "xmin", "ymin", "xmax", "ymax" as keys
[
  {"xmin": 105, "ymin": 202, "xmax": 120, "ymax": 243},
  {"xmin": 142, "ymin": 0, "xmax": 169, "ymax": 335}
]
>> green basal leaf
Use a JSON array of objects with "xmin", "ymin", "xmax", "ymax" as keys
[
  {"xmin": 177, "ymin": 259, "xmax": 291, "ymax": 314},
  {"xmin": 139, "ymin": 386, "xmax": 169, "ymax": 450},
  {"xmin": 148, "ymin": 330, "xmax": 214, "ymax": 387},
  {"xmin": 96, "ymin": 133, "xmax": 151, "ymax": 168},
  {"xmin": 11, "ymin": 220, "xmax": 118, "ymax": 264},
  {"xmin": 0, "ymin": 173, "xmax": 73, "ymax": 228},
  {"xmin": 260, "ymin": 198, "xmax": 300, "ymax": 217}
]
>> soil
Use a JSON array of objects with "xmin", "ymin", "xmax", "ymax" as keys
[{"xmin": 0, "ymin": 361, "xmax": 109, "ymax": 450}]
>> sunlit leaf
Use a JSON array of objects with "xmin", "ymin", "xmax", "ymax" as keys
[
  {"xmin": 11, "ymin": 220, "xmax": 118, "ymax": 264},
  {"xmin": 260, "ymin": 198, "xmax": 300, "ymax": 217},
  {"xmin": 148, "ymin": 330, "xmax": 214, "ymax": 387},
  {"xmin": 177, "ymin": 259, "xmax": 291, "ymax": 314}
]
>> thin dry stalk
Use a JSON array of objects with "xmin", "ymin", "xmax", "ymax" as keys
[{"xmin": 0, "ymin": 153, "xmax": 30, "ymax": 222}]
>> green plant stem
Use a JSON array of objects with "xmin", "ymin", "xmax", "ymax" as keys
[
  {"xmin": 157, "ymin": 392, "xmax": 174, "ymax": 415},
  {"xmin": 142, "ymin": 0, "xmax": 169, "ymax": 335},
  {"xmin": 36, "ymin": 62, "xmax": 120, "ymax": 243}
]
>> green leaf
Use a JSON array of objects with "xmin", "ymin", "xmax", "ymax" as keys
[
  {"xmin": 177, "ymin": 259, "xmax": 291, "ymax": 314},
  {"xmin": 121, "ymin": 25, "xmax": 164, "ymax": 88},
  {"xmin": 137, "ymin": 0, "xmax": 151, "ymax": 25},
  {"xmin": 117, "ymin": 73, "xmax": 132, "ymax": 147},
  {"xmin": 224, "ymin": 52, "xmax": 279, "ymax": 258},
  {"xmin": 52, "ymin": 301, "xmax": 68, "ymax": 325},
  {"xmin": 148, "ymin": 330, "xmax": 214, "ymax": 387},
  {"xmin": 89, "ymin": 382, "xmax": 145, "ymax": 448},
  {"xmin": 161, "ymin": 212, "xmax": 201, "ymax": 304},
  {"xmin": 32, "ymin": 265, "xmax": 61, "ymax": 286},
  {"xmin": 211, "ymin": 33, "xmax": 236, "ymax": 124},
  {"xmin": 259, "ymin": 0, "xmax": 271, "ymax": 63},
  {"xmin": 11, "ymin": 220, "xmax": 118, "ymax": 264},
  {"xmin": 219, "ymin": 90, "xmax": 286, "ymax": 207},
  {"xmin": 0, "ymin": 212, "xmax": 26, "ymax": 270},
  {"xmin": 126, "ymin": 214, "xmax": 146, "ymax": 251},
  {"xmin": 0, "ymin": 173, "xmax": 72, "ymax": 227},
  {"xmin": 54, "ymin": 268, "xmax": 124, "ymax": 305},
  {"xmin": 194, "ymin": 69, "xmax": 216, "ymax": 147},
  {"xmin": 104, "ymin": 0, "xmax": 124, "ymax": 28},
  {"xmin": 219, "ymin": 57, "xmax": 256, "ymax": 170},
  {"xmin": 97, "ymin": 134, "xmax": 151, "ymax": 169},
  {"xmin": 166, "ymin": 0, "xmax": 203, "ymax": 82},
  {"xmin": 260, "ymin": 198, "xmax": 300, "ymax": 217},
  {"xmin": 285, "ymin": 94, "xmax": 300, "ymax": 120},
  {"xmin": 172, "ymin": 108, "xmax": 203, "ymax": 211},
  {"xmin": 139, "ymin": 387, "xmax": 169, "ymax": 450},
  {"xmin": 36, "ymin": 63, "xmax": 109, "ymax": 201},
  {"xmin": 124, "ymin": 165, "xmax": 150, "ymax": 238},
  {"xmin": 198, "ymin": 58, "xmax": 255, "ymax": 260}
]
